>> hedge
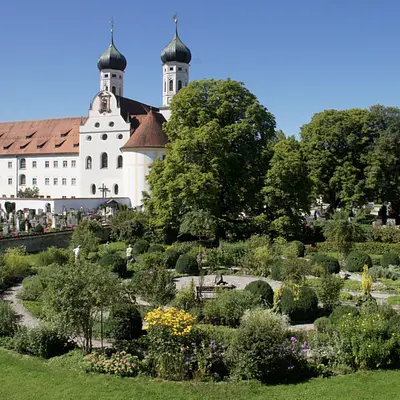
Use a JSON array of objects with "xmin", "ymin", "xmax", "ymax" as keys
[{"xmin": 316, "ymin": 241, "xmax": 400, "ymax": 255}]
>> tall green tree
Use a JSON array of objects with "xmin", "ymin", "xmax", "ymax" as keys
[
  {"xmin": 365, "ymin": 105, "xmax": 400, "ymax": 216},
  {"xmin": 144, "ymin": 79, "xmax": 276, "ymax": 240},
  {"xmin": 300, "ymin": 108, "xmax": 377, "ymax": 211},
  {"xmin": 263, "ymin": 136, "xmax": 312, "ymax": 237}
]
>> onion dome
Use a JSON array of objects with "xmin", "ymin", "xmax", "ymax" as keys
[
  {"xmin": 161, "ymin": 19, "xmax": 191, "ymax": 64},
  {"xmin": 97, "ymin": 28, "xmax": 127, "ymax": 71}
]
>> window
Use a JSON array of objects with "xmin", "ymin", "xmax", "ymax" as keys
[
  {"xmin": 86, "ymin": 156, "xmax": 92, "ymax": 170},
  {"xmin": 119, "ymin": 87, "xmax": 122, "ymax": 96},
  {"xmin": 109, "ymin": 121, "xmax": 114, "ymax": 127},
  {"xmin": 62, "ymin": 178, "xmax": 67, "ymax": 186},
  {"xmin": 86, "ymin": 135, "xmax": 92, "ymax": 141},
  {"xmin": 101, "ymin": 153, "xmax": 108, "ymax": 169},
  {"xmin": 114, "ymin": 184, "xmax": 119, "ymax": 195},
  {"xmin": 117, "ymin": 134, "xmax": 123, "ymax": 140},
  {"xmin": 32, "ymin": 178, "xmax": 37, "ymax": 185},
  {"xmin": 71, "ymin": 178, "xmax": 76, "ymax": 186},
  {"xmin": 169, "ymin": 67, "xmax": 173, "ymax": 71},
  {"xmin": 53, "ymin": 161, "xmax": 58, "ymax": 168},
  {"xmin": 71, "ymin": 196, "xmax": 76, "ymax": 198},
  {"xmin": 71, "ymin": 160, "xmax": 76, "ymax": 168},
  {"xmin": 178, "ymin": 80, "xmax": 182, "ymax": 91},
  {"xmin": 104, "ymin": 73, "xmax": 109, "ymax": 78},
  {"xmin": 164, "ymin": 80, "xmax": 166, "ymax": 92},
  {"xmin": 45, "ymin": 178, "xmax": 50, "ymax": 185},
  {"xmin": 63, "ymin": 160, "xmax": 67, "ymax": 168},
  {"xmin": 19, "ymin": 174, "xmax": 26, "ymax": 185},
  {"xmin": 45, "ymin": 161, "xmax": 49, "ymax": 168},
  {"xmin": 101, "ymin": 134, "xmax": 108, "ymax": 140},
  {"xmin": 112, "ymin": 74, "xmax": 117, "ymax": 78},
  {"xmin": 8, "ymin": 162, "xmax": 12, "ymax": 169},
  {"xmin": 46, "ymin": 196, "xmax": 50, "ymax": 199},
  {"xmin": 169, "ymin": 80, "xmax": 173, "ymax": 91},
  {"xmin": 95, "ymin": 122, "xmax": 100, "ymax": 128},
  {"xmin": 19, "ymin": 158, "xmax": 26, "ymax": 169},
  {"xmin": 53, "ymin": 178, "xmax": 58, "ymax": 185},
  {"xmin": 91, "ymin": 184, "xmax": 96, "ymax": 195},
  {"xmin": 62, "ymin": 196, "xmax": 67, "ymax": 199},
  {"xmin": 119, "ymin": 75, "xmax": 122, "ymax": 79},
  {"xmin": 8, "ymin": 178, "xmax": 12, "ymax": 185},
  {"xmin": 178, "ymin": 67, "xmax": 182, "ymax": 71},
  {"xmin": 117, "ymin": 155, "xmax": 123, "ymax": 169},
  {"xmin": 112, "ymin": 86, "xmax": 116, "ymax": 94},
  {"xmin": 32, "ymin": 161, "xmax": 37, "ymax": 168}
]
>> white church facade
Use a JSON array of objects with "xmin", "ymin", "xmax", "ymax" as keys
[{"xmin": 0, "ymin": 20, "xmax": 191, "ymax": 213}]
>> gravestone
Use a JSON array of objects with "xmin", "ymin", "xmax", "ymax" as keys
[
  {"xmin": 3, "ymin": 224, "xmax": 8, "ymax": 234},
  {"xmin": 387, "ymin": 218, "xmax": 396, "ymax": 226}
]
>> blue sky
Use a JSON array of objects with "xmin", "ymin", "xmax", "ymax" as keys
[{"xmin": 1, "ymin": 0, "xmax": 400, "ymax": 136}]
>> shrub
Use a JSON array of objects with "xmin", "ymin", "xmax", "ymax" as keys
[
  {"xmin": 381, "ymin": 251, "xmax": 400, "ymax": 269},
  {"xmin": 34, "ymin": 224, "xmax": 44, "ymax": 233},
  {"xmin": 36, "ymin": 247, "xmax": 69, "ymax": 267},
  {"xmin": 164, "ymin": 249, "xmax": 180, "ymax": 269},
  {"xmin": 203, "ymin": 290, "xmax": 258, "ymax": 327},
  {"xmin": 318, "ymin": 274, "xmax": 343, "ymax": 311},
  {"xmin": 147, "ymin": 244, "xmax": 165, "ymax": 253},
  {"xmin": 311, "ymin": 254, "xmax": 340, "ymax": 275},
  {"xmin": 170, "ymin": 241, "xmax": 199, "ymax": 256},
  {"xmin": 314, "ymin": 317, "xmax": 332, "ymax": 333},
  {"xmin": 329, "ymin": 305, "xmax": 359, "ymax": 326},
  {"xmin": 279, "ymin": 285, "xmax": 319, "ymax": 322},
  {"xmin": 19, "ymin": 275, "xmax": 44, "ymax": 301},
  {"xmin": 369, "ymin": 265, "xmax": 400, "ymax": 281},
  {"xmin": 346, "ymin": 250, "xmax": 372, "ymax": 272},
  {"xmin": 133, "ymin": 239, "xmax": 149, "ymax": 255},
  {"xmin": 3, "ymin": 247, "xmax": 31, "ymax": 282},
  {"xmin": 176, "ymin": 254, "xmax": 199, "ymax": 275},
  {"xmin": 0, "ymin": 300, "xmax": 18, "ymax": 337},
  {"xmin": 84, "ymin": 351, "xmax": 140, "ymax": 377},
  {"xmin": 244, "ymin": 280, "xmax": 274, "ymax": 307},
  {"xmin": 99, "ymin": 253, "xmax": 127, "ymax": 277},
  {"xmin": 292, "ymin": 241, "xmax": 306, "ymax": 257},
  {"xmin": 280, "ymin": 258, "xmax": 311, "ymax": 282},
  {"xmin": 270, "ymin": 262, "xmax": 282, "ymax": 280},
  {"xmin": 108, "ymin": 303, "xmax": 143, "ymax": 341},
  {"xmin": 194, "ymin": 324, "xmax": 237, "ymax": 347},
  {"xmin": 173, "ymin": 280, "xmax": 199, "ymax": 313},
  {"xmin": 230, "ymin": 309, "xmax": 310, "ymax": 383}
]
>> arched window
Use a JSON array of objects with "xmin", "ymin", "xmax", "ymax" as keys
[
  {"xmin": 178, "ymin": 80, "xmax": 182, "ymax": 91},
  {"xmin": 100, "ymin": 153, "xmax": 108, "ymax": 169},
  {"xmin": 169, "ymin": 80, "xmax": 173, "ymax": 91},
  {"xmin": 114, "ymin": 184, "xmax": 119, "ymax": 195},
  {"xmin": 85, "ymin": 156, "xmax": 92, "ymax": 169},
  {"xmin": 119, "ymin": 87, "xmax": 122, "ymax": 96},
  {"xmin": 112, "ymin": 86, "xmax": 116, "ymax": 94},
  {"xmin": 19, "ymin": 158, "xmax": 26, "ymax": 169},
  {"xmin": 164, "ymin": 80, "xmax": 166, "ymax": 92},
  {"xmin": 117, "ymin": 155, "xmax": 123, "ymax": 169},
  {"xmin": 91, "ymin": 184, "xmax": 96, "ymax": 195},
  {"xmin": 19, "ymin": 174, "xmax": 26, "ymax": 185}
]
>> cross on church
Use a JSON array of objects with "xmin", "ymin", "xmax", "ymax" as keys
[{"xmin": 99, "ymin": 183, "xmax": 110, "ymax": 198}]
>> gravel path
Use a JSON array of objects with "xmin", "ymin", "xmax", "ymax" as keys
[{"xmin": 1, "ymin": 284, "xmax": 39, "ymax": 329}]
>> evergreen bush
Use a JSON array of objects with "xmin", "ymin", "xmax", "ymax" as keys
[
  {"xmin": 133, "ymin": 239, "xmax": 149, "ymax": 255},
  {"xmin": 381, "ymin": 251, "xmax": 400, "ymax": 269},
  {"xmin": 292, "ymin": 241, "xmax": 306, "ymax": 257},
  {"xmin": 164, "ymin": 249, "xmax": 180, "ymax": 269},
  {"xmin": 311, "ymin": 254, "xmax": 340, "ymax": 275},
  {"xmin": 147, "ymin": 244, "xmax": 165, "ymax": 253},
  {"xmin": 175, "ymin": 254, "xmax": 199, "ymax": 275},
  {"xmin": 36, "ymin": 247, "xmax": 69, "ymax": 267},
  {"xmin": 108, "ymin": 303, "xmax": 143, "ymax": 341},
  {"xmin": 279, "ymin": 286, "xmax": 319, "ymax": 322},
  {"xmin": 244, "ymin": 280, "xmax": 274, "ymax": 307},
  {"xmin": 99, "ymin": 253, "xmax": 127, "ymax": 277},
  {"xmin": 329, "ymin": 305, "xmax": 359, "ymax": 326},
  {"xmin": 346, "ymin": 251, "xmax": 372, "ymax": 272},
  {"xmin": 0, "ymin": 300, "xmax": 18, "ymax": 337}
]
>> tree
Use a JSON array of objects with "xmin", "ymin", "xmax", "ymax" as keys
[
  {"xmin": 42, "ymin": 261, "xmax": 120, "ymax": 353},
  {"xmin": 17, "ymin": 187, "xmax": 39, "ymax": 198},
  {"xmin": 323, "ymin": 210, "xmax": 364, "ymax": 257},
  {"xmin": 263, "ymin": 136, "xmax": 312, "ymax": 237},
  {"xmin": 365, "ymin": 105, "xmax": 400, "ymax": 218},
  {"xmin": 300, "ymin": 109, "xmax": 378, "ymax": 211},
  {"xmin": 110, "ymin": 209, "xmax": 146, "ymax": 242},
  {"xmin": 318, "ymin": 274, "xmax": 343, "ymax": 312},
  {"xmin": 144, "ymin": 79, "xmax": 276, "ymax": 241},
  {"xmin": 179, "ymin": 209, "xmax": 216, "ymax": 240},
  {"xmin": 71, "ymin": 219, "xmax": 102, "ymax": 257}
]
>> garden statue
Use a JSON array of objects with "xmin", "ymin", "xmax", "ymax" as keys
[
  {"xmin": 126, "ymin": 244, "xmax": 133, "ymax": 263},
  {"xmin": 214, "ymin": 274, "xmax": 227, "ymax": 286},
  {"xmin": 73, "ymin": 245, "xmax": 81, "ymax": 263}
]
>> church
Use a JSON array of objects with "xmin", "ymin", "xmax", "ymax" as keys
[{"xmin": 0, "ymin": 20, "xmax": 191, "ymax": 213}]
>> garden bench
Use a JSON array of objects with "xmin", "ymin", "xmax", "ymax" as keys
[{"xmin": 195, "ymin": 284, "xmax": 236, "ymax": 300}]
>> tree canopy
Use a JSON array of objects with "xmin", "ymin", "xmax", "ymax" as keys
[{"xmin": 144, "ymin": 79, "xmax": 276, "ymax": 240}]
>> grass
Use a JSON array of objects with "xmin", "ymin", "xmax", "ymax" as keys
[
  {"xmin": 2, "ymin": 349, "xmax": 400, "ymax": 399},
  {"xmin": 22, "ymin": 301, "xmax": 44, "ymax": 318},
  {"xmin": 387, "ymin": 296, "xmax": 400, "ymax": 306}
]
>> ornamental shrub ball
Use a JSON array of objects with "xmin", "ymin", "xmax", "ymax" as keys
[
  {"xmin": 346, "ymin": 251, "xmax": 372, "ymax": 273},
  {"xmin": 133, "ymin": 239, "xmax": 149, "ymax": 255},
  {"xmin": 245, "ymin": 280, "xmax": 274, "ymax": 307},
  {"xmin": 164, "ymin": 249, "xmax": 180, "ymax": 269},
  {"xmin": 311, "ymin": 254, "xmax": 340, "ymax": 275},
  {"xmin": 292, "ymin": 241, "xmax": 306, "ymax": 257},
  {"xmin": 314, "ymin": 316, "xmax": 333, "ymax": 333},
  {"xmin": 381, "ymin": 251, "xmax": 400, "ymax": 269},
  {"xmin": 108, "ymin": 303, "xmax": 143, "ymax": 341},
  {"xmin": 99, "ymin": 252, "xmax": 127, "ymax": 278},
  {"xmin": 279, "ymin": 285, "xmax": 319, "ymax": 322},
  {"xmin": 147, "ymin": 244, "xmax": 165, "ymax": 253},
  {"xmin": 175, "ymin": 254, "xmax": 199, "ymax": 275}
]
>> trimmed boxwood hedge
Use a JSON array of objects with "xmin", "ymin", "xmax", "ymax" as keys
[
  {"xmin": 164, "ymin": 249, "xmax": 180, "ymax": 269},
  {"xmin": 147, "ymin": 244, "xmax": 165, "ymax": 253},
  {"xmin": 176, "ymin": 254, "xmax": 200, "ymax": 275},
  {"xmin": 311, "ymin": 254, "xmax": 340, "ymax": 274},
  {"xmin": 381, "ymin": 251, "xmax": 400, "ymax": 269},
  {"xmin": 133, "ymin": 239, "xmax": 149, "ymax": 255},
  {"xmin": 245, "ymin": 280, "xmax": 274, "ymax": 307},
  {"xmin": 346, "ymin": 250, "xmax": 372, "ymax": 272},
  {"xmin": 279, "ymin": 286, "xmax": 319, "ymax": 322},
  {"xmin": 292, "ymin": 241, "xmax": 306, "ymax": 257}
]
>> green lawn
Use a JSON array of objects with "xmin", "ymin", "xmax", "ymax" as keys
[{"xmin": 1, "ymin": 349, "xmax": 400, "ymax": 400}]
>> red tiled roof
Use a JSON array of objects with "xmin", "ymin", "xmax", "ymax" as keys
[
  {"xmin": 122, "ymin": 109, "xmax": 168, "ymax": 149},
  {"xmin": 0, "ymin": 117, "xmax": 86, "ymax": 155}
]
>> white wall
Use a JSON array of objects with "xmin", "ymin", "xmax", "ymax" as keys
[
  {"xmin": 79, "ymin": 91, "xmax": 131, "ymax": 199},
  {"xmin": 162, "ymin": 61, "xmax": 189, "ymax": 106},
  {"xmin": 100, "ymin": 69, "xmax": 124, "ymax": 96}
]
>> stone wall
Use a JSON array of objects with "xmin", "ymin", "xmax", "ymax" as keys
[{"xmin": 0, "ymin": 231, "xmax": 73, "ymax": 253}]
